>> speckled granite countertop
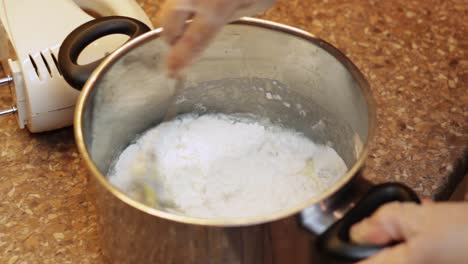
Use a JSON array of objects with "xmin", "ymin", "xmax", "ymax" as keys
[{"xmin": 0, "ymin": 0, "xmax": 466, "ymax": 263}]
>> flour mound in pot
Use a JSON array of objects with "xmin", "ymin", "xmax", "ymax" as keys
[{"xmin": 108, "ymin": 113, "xmax": 348, "ymax": 219}]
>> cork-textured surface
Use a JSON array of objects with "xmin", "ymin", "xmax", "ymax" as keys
[{"xmin": 0, "ymin": 0, "xmax": 466, "ymax": 263}]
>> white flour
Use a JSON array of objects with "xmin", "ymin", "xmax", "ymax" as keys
[{"xmin": 108, "ymin": 113, "xmax": 348, "ymax": 219}]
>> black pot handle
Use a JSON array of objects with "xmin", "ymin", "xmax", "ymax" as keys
[
  {"xmin": 58, "ymin": 16, "xmax": 151, "ymax": 90},
  {"xmin": 316, "ymin": 182, "xmax": 420, "ymax": 262}
]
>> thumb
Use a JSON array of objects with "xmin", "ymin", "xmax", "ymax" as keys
[
  {"xmin": 350, "ymin": 202, "xmax": 422, "ymax": 245},
  {"xmin": 356, "ymin": 244, "xmax": 412, "ymax": 264}
]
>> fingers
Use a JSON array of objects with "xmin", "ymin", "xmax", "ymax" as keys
[
  {"xmin": 160, "ymin": 10, "xmax": 192, "ymax": 45},
  {"xmin": 159, "ymin": 0, "xmax": 194, "ymax": 45},
  {"xmin": 159, "ymin": 0, "xmax": 276, "ymax": 76},
  {"xmin": 356, "ymin": 244, "xmax": 412, "ymax": 264},
  {"xmin": 350, "ymin": 202, "xmax": 422, "ymax": 245},
  {"xmin": 165, "ymin": 1, "xmax": 239, "ymax": 77},
  {"xmin": 353, "ymin": 202, "xmax": 468, "ymax": 264},
  {"xmin": 165, "ymin": 16, "xmax": 218, "ymax": 77}
]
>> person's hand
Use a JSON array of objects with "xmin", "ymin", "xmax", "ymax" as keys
[
  {"xmin": 350, "ymin": 201, "xmax": 468, "ymax": 264},
  {"xmin": 158, "ymin": 0, "xmax": 276, "ymax": 77}
]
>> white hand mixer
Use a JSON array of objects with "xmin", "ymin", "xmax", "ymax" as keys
[{"xmin": 0, "ymin": 0, "xmax": 153, "ymax": 132}]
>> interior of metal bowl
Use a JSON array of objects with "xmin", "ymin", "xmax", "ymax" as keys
[{"xmin": 77, "ymin": 19, "xmax": 375, "ymax": 224}]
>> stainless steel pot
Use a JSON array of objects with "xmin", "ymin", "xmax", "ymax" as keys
[{"xmin": 58, "ymin": 16, "xmax": 420, "ymax": 263}]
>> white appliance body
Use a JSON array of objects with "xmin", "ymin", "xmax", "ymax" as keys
[{"xmin": 0, "ymin": 0, "xmax": 153, "ymax": 132}]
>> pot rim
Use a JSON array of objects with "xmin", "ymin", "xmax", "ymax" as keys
[{"xmin": 74, "ymin": 17, "xmax": 377, "ymax": 227}]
